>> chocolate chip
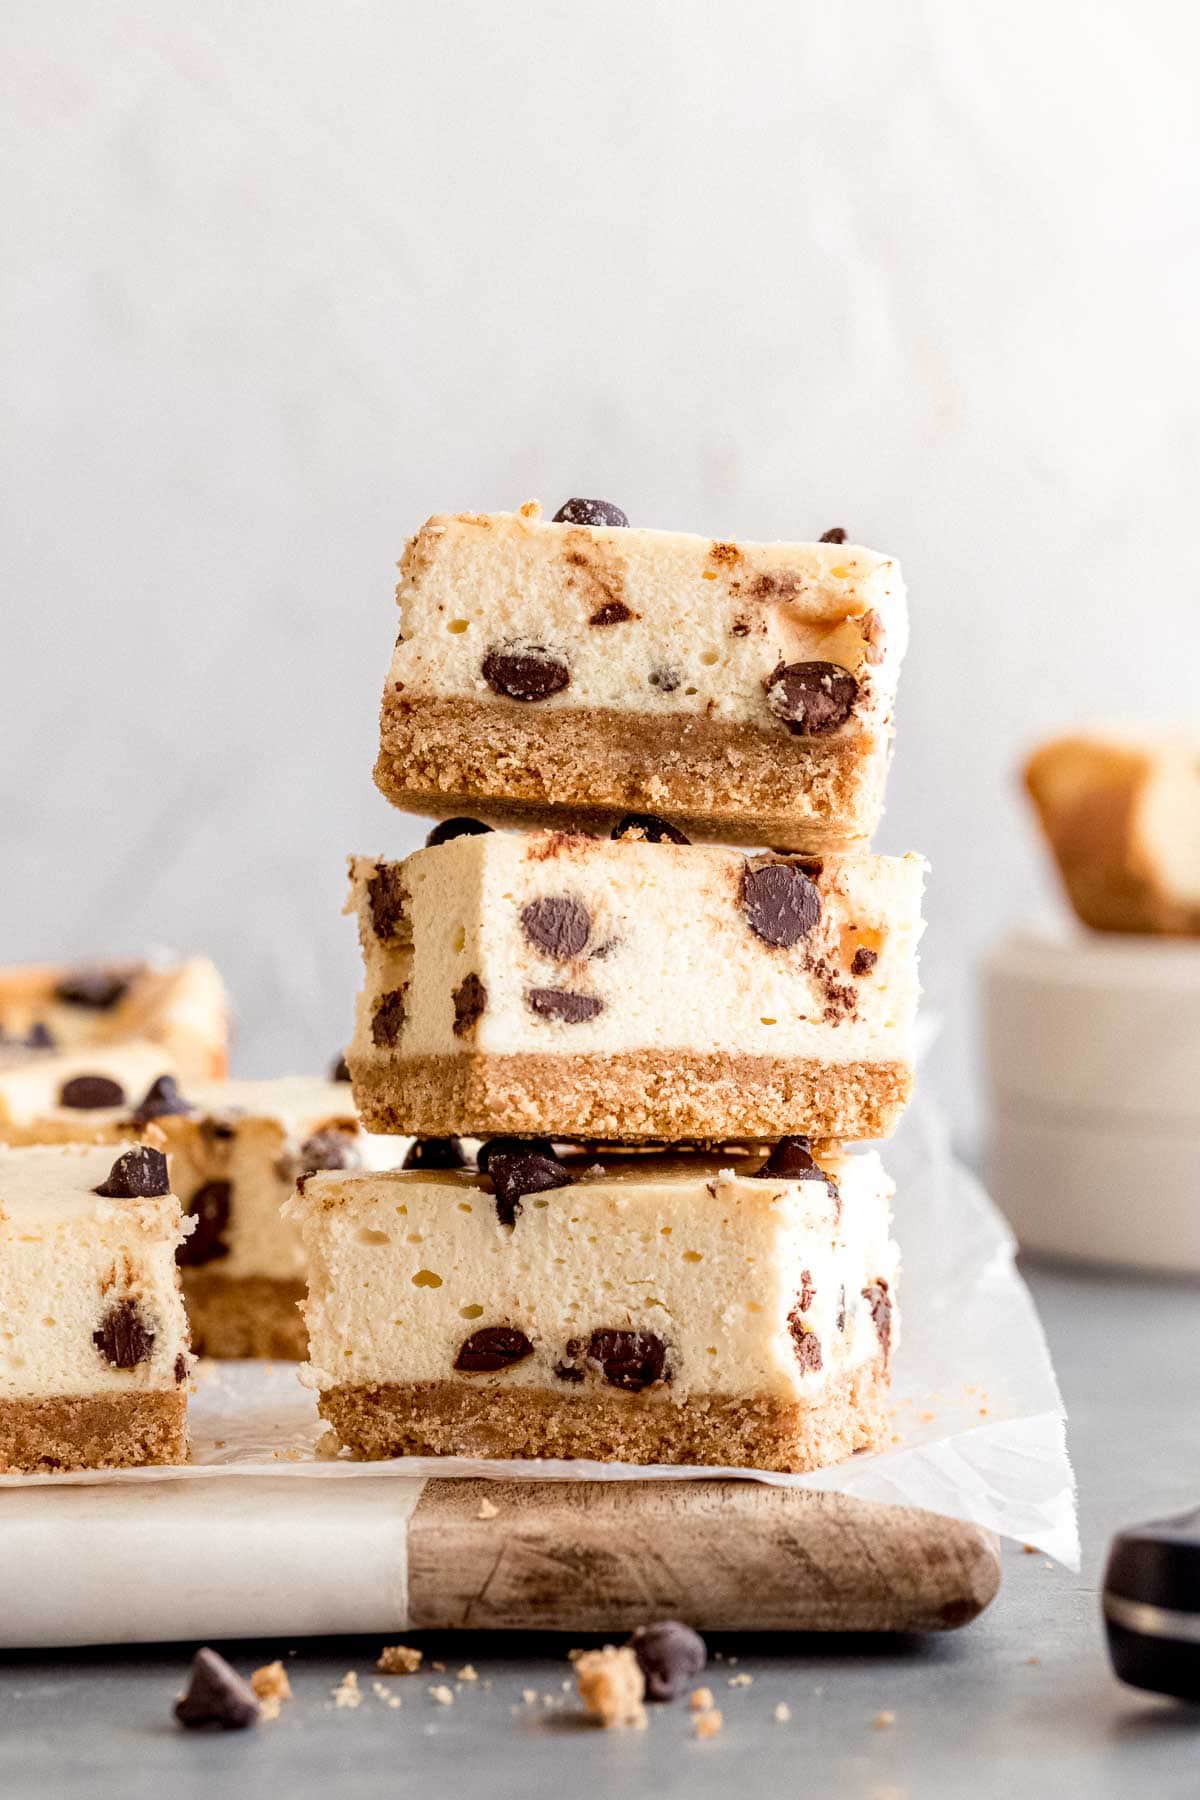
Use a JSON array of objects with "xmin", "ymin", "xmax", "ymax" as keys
[
  {"xmin": 552, "ymin": 498, "xmax": 629, "ymax": 528},
  {"xmin": 851, "ymin": 947, "xmax": 878, "ymax": 977},
  {"xmin": 627, "ymin": 1621, "xmax": 707, "ymax": 1702},
  {"xmin": 174, "ymin": 1352, "xmax": 188, "ymax": 1382},
  {"xmin": 177, "ymin": 1180, "xmax": 232, "ymax": 1266},
  {"xmin": 526, "ymin": 989, "xmax": 604, "ymax": 1024},
  {"xmin": 648, "ymin": 666, "xmax": 680, "ymax": 693},
  {"xmin": 765, "ymin": 660, "xmax": 859, "ymax": 736},
  {"xmin": 751, "ymin": 1135, "xmax": 817, "ymax": 1179},
  {"xmin": 482, "ymin": 644, "xmax": 570, "ymax": 702},
  {"xmin": 53, "ymin": 966, "xmax": 136, "ymax": 1009},
  {"xmin": 94, "ymin": 1146, "xmax": 171, "ymax": 1199},
  {"xmin": 401, "ymin": 1136, "xmax": 471, "ymax": 1171},
  {"xmin": 25, "ymin": 1021, "xmax": 55, "ymax": 1049},
  {"xmin": 93, "ymin": 1298, "xmax": 155, "ymax": 1368},
  {"xmin": 174, "ymin": 1647, "xmax": 260, "ymax": 1731},
  {"xmin": 796, "ymin": 1269, "xmax": 815, "ymax": 1312},
  {"xmin": 553, "ymin": 1360, "xmax": 585, "ymax": 1383},
  {"xmin": 520, "ymin": 896, "xmax": 591, "ymax": 960},
  {"xmin": 483, "ymin": 1143, "xmax": 574, "ymax": 1226},
  {"xmin": 298, "ymin": 1130, "xmax": 361, "ymax": 1176},
  {"xmin": 366, "ymin": 863, "xmax": 408, "ymax": 940},
  {"xmin": 589, "ymin": 599, "xmax": 634, "ymax": 626},
  {"xmin": 130, "ymin": 1074, "xmax": 192, "ymax": 1125},
  {"xmin": 837, "ymin": 1285, "xmax": 847, "ymax": 1331},
  {"xmin": 611, "ymin": 813, "xmax": 690, "ymax": 846},
  {"xmin": 425, "ymin": 817, "xmax": 494, "ymax": 848},
  {"xmin": 453, "ymin": 1325, "xmax": 534, "ymax": 1373},
  {"xmin": 819, "ymin": 527, "xmax": 848, "ymax": 543},
  {"xmin": 452, "ymin": 972, "xmax": 488, "ymax": 1037},
  {"xmin": 59, "ymin": 1074, "xmax": 126, "ymax": 1110},
  {"xmin": 330, "ymin": 1052, "xmax": 351, "ymax": 1081},
  {"xmin": 575, "ymin": 1328, "xmax": 667, "ymax": 1392},
  {"xmin": 476, "ymin": 1136, "xmax": 555, "ymax": 1173},
  {"xmin": 863, "ymin": 1281, "xmax": 893, "ymax": 1358},
  {"xmin": 790, "ymin": 1320, "xmax": 823, "ymax": 1372},
  {"xmin": 740, "ymin": 863, "xmax": 821, "ymax": 948},
  {"xmin": 371, "ymin": 987, "xmax": 407, "ymax": 1048}
]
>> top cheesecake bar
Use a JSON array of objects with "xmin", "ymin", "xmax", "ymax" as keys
[{"xmin": 375, "ymin": 501, "xmax": 907, "ymax": 850}]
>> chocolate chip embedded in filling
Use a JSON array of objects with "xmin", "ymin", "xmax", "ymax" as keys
[
  {"xmin": 588, "ymin": 599, "xmax": 634, "ymax": 626},
  {"xmin": 130, "ymin": 1074, "xmax": 193, "ymax": 1125},
  {"xmin": 739, "ymin": 862, "xmax": 821, "ymax": 948},
  {"xmin": 610, "ymin": 813, "xmax": 691, "ymax": 846},
  {"xmin": 482, "ymin": 644, "xmax": 571, "ymax": 702},
  {"xmin": 425, "ymin": 817, "xmax": 494, "ymax": 848},
  {"xmin": 366, "ymin": 863, "xmax": 409, "ymax": 941},
  {"xmin": 526, "ymin": 988, "xmax": 604, "ymax": 1024},
  {"xmin": 552, "ymin": 498, "xmax": 629, "ymax": 528},
  {"xmin": 520, "ymin": 895, "xmax": 592, "ymax": 960},
  {"xmin": 863, "ymin": 1280, "xmax": 893, "ymax": 1358},
  {"xmin": 453, "ymin": 1325, "xmax": 534, "ymax": 1373},
  {"xmin": 174, "ymin": 1352, "xmax": 188, "ymax": 1383},
  {"xmin": 790, "ymin": 1321, "xmax": 823, "ymax": 1373},
  {"xmin": 371, "ymin": 987, "xmax": 407, "ymax": 1048},
  {"xmin": 764, "ymin": 660, "xmax": 859, "ymax": 737},
  {"xmin": 59, "ymin": 1074, "xmax": 126, "ymax": 1110},
  {"xmin": 750, "ymin": 1135, "xmax": 820, "ymax": 1180},
  {"xmin": 330, "ymin": 1052, "xmax": 351, "ymax": 1082},
  {"xmin": 24, "ymin": 1021, "xmax": 56, "ymax": 1050},
  {"xmin": 94, "ymin": 1146, "xmax": 171, "ymax": 1199},
  {"xmin": 93, "ymin": 1298, "xmax": 155, "ymax": 1369},
  {"xmin": 796, "ymin": 1269, "xmax": 815, "ymax": 1313},
  {"xmin": 401, "ymin": 1137, "xmax": 471, "ymax": 1171},
  {"xmin": 482, "ymin": 1142, "xmax": 576, "ymax": 1227},
  {"xmin": 647, "ymin": 666, "xmax": 680, "ymax": 693},
  {"xmin": 298, "ymin": 1130, "xmax": 362, "ymax": 1177},
  {"xmin": 177, "ymin": 1180, "xmax": 232, "ymax": 1267},
  {"xmin": 569, "ymin": 1328, "xmax": 668, "ymax": 1393},
  {"xmin": 53, "ymin": 965, "xmax": 139, "ymax": 1009},
  {"xmin": 452, "ymin": 972, "xmax": 488, "ymax": 1038},
  {"xmin": 819, "ymin": 526, "xmax": 848, "ymax": 544},
  {"xmin": 553, "ymin": 1361, "xmax": 585, "ymax": 1383}
]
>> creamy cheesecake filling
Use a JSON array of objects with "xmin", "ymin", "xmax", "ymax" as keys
[
  {"xmin": 0, "ymin": 1042, "xmax": 182, "ymax": 1144},
  {"xmin": 0, "ymin": 957, "xmax": 229, "ymax": 1079},
  {"xmin": 286, "ymin": 1151, "xmax": 898, "ymax": 1408}
]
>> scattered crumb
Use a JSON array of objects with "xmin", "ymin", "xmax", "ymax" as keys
[
  {"xmin": 377, "ymin": 1645, "xmax": 423, "ymax": 1675},
  {"xmin": 429, "ymin": 1685, "xmax": 454, "ymax": 1706},
  {"xmin": 690, "ymin": 1687, "xmax": 716, "ymax": 1711},
  {"xmin": 432, "ymin": 1661, "xmax": 447, "ymax": 1673},
  {"xmin": 728, "ymin": 1672, "xmax": 753, "ymax": 1688},
  {"xmin": 774, "ymin": 1702, "xmax": 791, "ymax": 1723},
  {"xmin": 575, "ymin": 1646, "xmax": 647, "ymax": 1729},
  {"xmin": 873, "ymin": 1710, "xmax": 896, "ymax": 1729},
  {"xmin": 978, "ymin": 1407, "xmax": 989, "ymax": 1418},
  {"xmin": 457, "ymin": 1664, "xmax": 478, "ymax": 1682},
  {"xmin": 1043, "ymin": 1561, "xmax": 1054, "ymax": 1571},
  {"xmin": 272, "ymin": 1447, "xmax": 306, "ymax": 1463},
  {"xmin": 315, "ymin": 1428, "xmax": 342, "ymax": 1461},
  {"xmin": 694, "ymin": 1707, "xmax": 723, "ymax": 1739},
  {"xmin": 212, "ymin": 1439, "xmax": 226, "ymax": 1450},
  {"xmin": 567, "ymin": 1647, "xmax": 585, "ymax": 1662},
  {"xmin": 1026, "ymin": 1656, "xmax": 1041, "ymax": 1666},
  {"xmin": 918, "ymin": 1410, "xmax": 936, "ymax": 1423},
  {"xmin": 250, "ymin": 1662, "xmax": 291, "ymax": 1720},
  {"xmin": 542, "ymin": 1693, "xmax": 556, "ymax": 1707},
  {"xmin": 560, "ymin": 1677, "xmax": 572, "ymax": 1691},
  {"xmin": 727, "ymin": 1655, "xmax": 738, "ymax": 1665},
  {"xmin": 372, "ymin": 1681, "xmax": 402, "ymax": 1709},
  {"xmin": 1023, "ymin": 1544, "xmax": 1037, "ymax": 1555},
  {"xmin": 333, "ymin": 1672, "xmax": 361, "ymax": 1710},
  {"xmin": 522, "ymin": 1688, "xmax": 538, "ymax": 1705},
  {"xmin": 477, "ymin": 1496, "xmax": 500, "ymax": 1520}
]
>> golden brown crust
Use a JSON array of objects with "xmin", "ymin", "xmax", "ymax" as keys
[
  {"xmin": 182, "ymin": 1272, "xmax": 307, "ymax": 1360},
  {"xmin": 0, "ymin": 1389, "xmax": 187, "ymax": 1474},
  {"xmin": 349, "ymin": 1049, "xmax": 911, "ymax": 1143},
  {"xmin": 376, "ymin": 694, "xmax": 888, "ymax": 852},
  {"xmin": 319, "ymin": 1358, "xmax": 890, "ymax": 1472}
]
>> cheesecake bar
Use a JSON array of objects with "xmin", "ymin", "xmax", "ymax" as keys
[
  {"xmin": 346, "ymin": 831, "xmax": 925, "ymax": 1142},
  {"xmin": 284, "ymin": 1139, "xmax": 899, "ymax": 1471},
  {"xmin": 1025, "ymin": 731, "xmax": 1200, "ymax": 935},
  {"xmin": 0, "ymin": 1041, "xmax": 184, "ymax": 1147},
  {"xmin": 375, "ymin": 502, "xmax": 907, "ymax": 850},
  {"xmin": 0, "ymin": 1143, "xmax": 193, "ymax": 1473},
  {"xmin": 0, "ymin": 956, "xmax": 230, "ymax": 1079}
]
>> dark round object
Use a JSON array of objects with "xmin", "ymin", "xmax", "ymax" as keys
[
  {"xmin": 611, "ymin": 813, "xmax": 691, "ymax": 846},
  {"xmin": 628, "ymin": 1619, "xmax": 707, "ymax": 1701},
  {"xmin": 482, "ymin": 645, "xmax": 570, "ymax": 702},
  {"xmin": 425, "ymin": 817, "xmax": 494, "ymax": 848},
  {"xmin": 740, "ymin": 862, "xmax": 821, "ymax": 947},
  {"xmin": 59, "ymin": 1074, "xmax": 126, "ymax": 1110},
  {"xmin": 551, "ymin": 498, "xmax": 629, "ymax": 528},
  {"xmin": 94, "ymin": 1146, "xmax": 171, "ymax": 1199},
  {"xmin": 764, "ymin": 660, "xmax": 859, "ymax": 737},
  {"xmin": 1105, "ymin": 1506, "xmax": 1200, "ymax": 1701},
  {"xmin": 131, "ymin": 1074, "xmax": 192, "ymax": 1124},
  {"xmin": 401, "ymin": 1137, "xmax": 471, "ymax": 1171},
  {"xmin": 454, "ymin": 1326, "xmax": 534, "ymax": 1373}
]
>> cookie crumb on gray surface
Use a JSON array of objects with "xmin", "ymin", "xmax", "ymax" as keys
[{"xmin": 574, "ymin": 1646, "xmax": 647, "ymax": 1729}]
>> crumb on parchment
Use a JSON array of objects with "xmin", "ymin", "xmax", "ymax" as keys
[
  {"xmin": 477, "ymin": 1496, "xmax": 500, "ymax": 1519},
  {"xmin": 250, "ymin": 1662, "xmax": 291, "ymax": 1720},
  {"xmin": 377, "ymin": 1644, "xmax": 422, "ymax": 1675},
  {"xmin": 575, "ymin": 1646, "xmax": 647, "ymax": 1729}
]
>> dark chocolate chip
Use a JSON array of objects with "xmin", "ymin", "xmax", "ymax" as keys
[
  {"xmin": 750, "ymin": 1135, "xmax": 818, "ymax": 1179},
  {"xmin": 366, "ymin": 863, "xmax": 408, "ymax": 940},
  {"xmin": 796, "ymin": 1269, "xmax": 815, "ymax": 1312},
  {"xmin": 174, "ymin": 1352, "xmax": 188, "ymax": 1383},
  {"xmin": 577, "ymin": 1328, "xmax": 667, "ymax": 1393},
  {"xmin": 25, "ymin": 1021, "xmax": 56, "ymax": 1049},
  {"xmin": 177, "ymin": 1180, "xmax": 232, "ymax": 1266},
  {"xmin": 648, "ymin": 666, "xmax": 680, "ymax": 693},
  {"xmin": 611, "ymin": 813, "xmax": 690, "ymax": 846},
  {"xmin": 401, "ymin": 1137, "xmax": 471, "ymax": 1171},
  {"xmin": 476, "ymin": 1136, "xmax": 555, "ymax": 1174},
  {"xmin": 740, "ymin": 862, "xmax": 821, "ymax": 948},
  {"xmin": 627, "ymin": 1620, "xmax": 707, "ymax": 1702},
  {"xmin": 483, "ymin": 1144, "xmax": 574, "ymax": 1227},
  {"xmin": 330, "ymin": 1052, "xmax": 351, "ymax": 1081},
  {"xmin": 552, "ymin": 498, "xmax": 629, "ymax": 528},
  {"xmin": 526, "ymin": 988, "xmax": 604, "ymax": 1024},
  {"xmin": 371, "ymin": 988, "xmax": 407, "ymax": 1048},
  {"xmin": 520, "ymin": 896, "xmax": 591, "ymax": 960},
  {"xmin": 59, "ymin": 1074, "xmax": 126, "ymax": 1110},
  {"xmin": 863, "ymin": 1280, "xmax": 893, "ymax": 1358},
  {"xmin": 851, "ymin": 947, "xmax": 878, "ymax": 977},
  {"xmin": 482, "ymin": 644, "xmax": 570, "ymax": 702},
  {"xmin": 790, "ymin": 1320, "xmax": 823, "ymax": 1372},
  {"xmin": 453, "ymin": 1325, "xmax": 534, "ymax": 1373},
  {"xmin": 764, "ymin": 660, "xmax": 859, "ymax": 737},
  {"xmin": 452, "ymin": 972, "xmax": 488, "ymax": 1037},
  {"xmin": 553, "ymin": 1360, "xmax": 585, "ymax": 1383},
  {"xmin": 819, "ymin": 527, "xmax": 848, "ymax": 544},
  {"xmin": 174, "ymin": 1647, "xmax": 260, "ymax": 1731},
  {"xmin": 425, "ymin": 817, "xmax": 494, "ymax": 848},
  {"xmin": 298, "ymin": 1130, "xmax": 361, "ymax": 1177},
  {"xmin": 130, "ymin": 1074, "xmax": 192, "ymax": 1125},
  {"xmin": 93, "ymin": 1298, "xmax": 155, "ymax": 1368},
  {"xmin": 53, "ymin": 966, "xmax": 136, "ymax": 1010},
  {"xmin": 94, "ymin": 1146, "xmax": 171, "ymax": 1199},
  {"xmin": 588, "ymin": 599, "xmax": 634, "ymax": 626}
]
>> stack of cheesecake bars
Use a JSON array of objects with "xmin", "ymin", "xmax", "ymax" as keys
[{"xmin": 0, "ymin": 496, "xmax": 923, "ymax": 1477}]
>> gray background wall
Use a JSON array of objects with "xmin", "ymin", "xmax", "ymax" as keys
[{"xmin": 5, "ymin": 1, "xmax": 1199, "ymax": 1146}]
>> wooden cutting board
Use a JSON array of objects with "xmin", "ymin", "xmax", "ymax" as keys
[{"xmin": 407, "ymin": 1479, "xmax": 1001, "ymax": 1633}]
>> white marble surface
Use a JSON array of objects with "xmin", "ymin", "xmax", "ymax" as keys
[{"xmin": 4, "ymin": 2, "xmax": 1200, "ymax": 1140}]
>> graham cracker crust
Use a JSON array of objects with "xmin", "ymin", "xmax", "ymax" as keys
[
  {"xmin": 319, "ymin": 1357, "xmax": 890, "ymax": 1472},
  {"xmin": 376, "ymin": 694, "xmax": 888, "ymax": 852},
  {"xmin": 182, "ymin": 1271, "xmax": 307, "ymax": 1360},
  {"xmin": 351, "ymin": 1049, "xmax": 912, "ymax": 1143},
  {"xmin": 0, "ymin": 1389, "xmax": 187, "ymax": 1474}
]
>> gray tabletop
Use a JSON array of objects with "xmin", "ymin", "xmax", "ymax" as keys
[{"xmin": 3, "ymin": 1258, "xmax": 1198, "ymax": 1798}]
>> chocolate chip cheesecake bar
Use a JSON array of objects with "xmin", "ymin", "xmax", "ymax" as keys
[
  {"xmin": 0, "ymin": 956, "xmax": 230, "ymax": 1080},
  {"xmin": 0, "ymin": 1041, "xmax": 186, "ymax": 1147},
  {"xmin": 0, "ymin": 1144, "xmax": 193, "ymax": 1473},
  {"xmin": 346, "ymin": 828, "xmax": 925, "ymax": 1143},
  {"xmin": 284, "ymin": 1138, "xmax": 898, "ymax": 1471},
  {"xmin": 375, "ymin": 502, "xmax": 907, "ymax": 851}
]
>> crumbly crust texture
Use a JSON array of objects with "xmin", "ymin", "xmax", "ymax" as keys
[
  {"xmin": 350, "ymin": 1050, "xmax": 912, "ymax": 1143},
  {"xmin": 319, "ymin": 1357, "xmax": 890, "ymax": 1473},
  {"xmin": 182, "ymin": 1272, "xmax": 307, "ymax": 1360},
  {"xmin": 0, "ymin": 1389, "xmax": 187, "ymax": 1474},
  {"xmin": 376, "ymin": 694, "xmax": 889, "ymax": 852}
]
